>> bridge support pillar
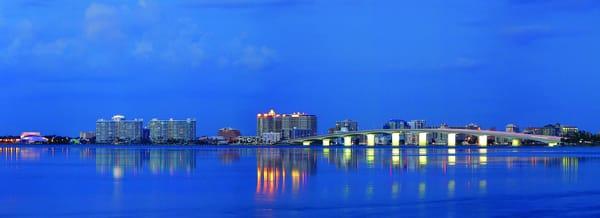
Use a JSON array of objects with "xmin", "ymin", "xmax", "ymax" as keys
[
  {"xmin": 303, "ymin": 141, "xmax": 311, "ymax": 146},
  {"xmin": 392, "ymin": 133, "xmax": 401, "ymax": 146},
  {"xmin": 511, "ymin": 139, "xmax": 521, "ymax": 146},
  {"xmin": 418, "ymin": 133, "xmax": 428, "ymax": 146},
  {"xmin": 322, "ymin": 139, "xmax": 331, "ymax": 146},
  {"xmin": 447, "ymin": 133, "xmax": 457, "ymax": 146},
  {"xmin": 478, "ymin": 135, "xmax": 488, "ymax": 147},
  {"xmin": 344, "ymin": 136, "xmax": 353, "ymax": 146},
  {"xmin": 366, "ymin": 134, "xmax": 376, "ymax": 146}
]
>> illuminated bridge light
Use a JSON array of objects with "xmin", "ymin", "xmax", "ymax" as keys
[{"xmin": 289, "ymin": 128, "xmax": 562, "ymax": 146}]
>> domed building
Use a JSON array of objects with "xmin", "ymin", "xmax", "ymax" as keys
[{"xmin": 19, "ymin": 132, "xmax": 48, "ymax": 144}]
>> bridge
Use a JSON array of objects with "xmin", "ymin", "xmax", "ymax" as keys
[{"xmin": 287, "ymin": 128, "xmax": 562, "ymax": 146}]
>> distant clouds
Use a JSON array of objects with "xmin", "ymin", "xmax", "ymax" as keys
[
  {"xmin": 180, "ymin": 0, "xmax": 313, "ymax": 8},
  {"xmin": 501, "ymin": 25, "xmax": 556, "ymax": 45},
  {"xmin": 1, "ymin": 0, "xmax": 600, "ymax": 135},
  {"xmin": 84, "ymin": 3, "xmax": 122, "ymax": 41},
  {"xmin": 507, "ymin": 0, "xmax": 600, "ymax": 12},
  {"xmin": 0, "ymin": 1, "xmax": 279, "ymax": 72}
]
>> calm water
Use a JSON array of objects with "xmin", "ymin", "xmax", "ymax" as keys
[{"xmin": 1, "ymin": 145, "xmax": 600, "ymax": 217}]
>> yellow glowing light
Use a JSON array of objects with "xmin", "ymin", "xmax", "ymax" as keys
[
  {"xmin": 448, "ymin": 148, "xmax": 456, "ymax": 154},
  {"xmin": 478, "ymin": 135, "xmax": 488, "ymax": 146},
  {"xmin": 367, "ymin": 148, "xmax": 375, "ymax": 156},
  {"xmin": 479, "ymin": 156, "xmax": 488, "ymax": 165},
  {"xmin": 392, "ymin": 148, "xmax": 400, "ymax": 156},
  {"xmin": 367, "ymin": 155, "xmax": 375, "ymax": 165},
  {"xmin": 447, "ymin": 133, "xmax": 457, "ymax": 146},
  {"xmin": 418, "ymin": 133, "xmax": 428, "ymax": 146},
  {"xmin": 344, "ymin": 136, "xmax": 353, "ymax": 146},
  {"xmin": 512, "ymin": 139, "xmax": 521, "ymax": 146},
  {"xmin": 367, "ymin": 134, "xmax": 376, "ymax": 146},
  {"xmin": 392, "ymin": 156, "xmax": 400, "ymax": 166},
  {"xmin": 448, "ymin": 156, "xmax": 456, "ymax": 165},
  {"xmin": 344, "ymin": 148, "xmax": 352, "ymax": 159},
  {"xmin": 392, "ymin": 133, "xmax": 401, "ymax": 146},
  {"xmin": 419, "ymin": 156, "xmax": 427, "ymax": 165}
]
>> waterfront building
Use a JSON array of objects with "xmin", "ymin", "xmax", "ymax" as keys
[
  {"xmin": 560, "ymin": 125, "xmax": 579, "ymax": 136},
  {"xmin": 465, "ymin": 123, "xmax": 481, "ymax": 130},
  {"xmin": 148, "ymin": 118, "xmax": 196, "ymax": 144},
  {"xmin": 408, "ymin": 120, "xmax": 426, "ymax": 129},
  {"xmin": 257, "ymin": 109, "xmax": 282, "ymax": 136},
  {"xmin": 524, "ymin": 127, "xmax": 543, "ymax": 135},
  {"xmin": 542, "ymin": 124, "xmax": 560, "ymax": 136},
  {"xmin": 334, "ymin": 119, "xmax": 359, "ymax": 132},
  {"xmin": 218, "ymin": 127, "xmax": 241, "ymax": 142},
  {"xmin": 237, "ymin": 136, "xmax": 261, "ymax": 144},
  {"xmin": 506, "ymin": 124, "xmax": 519, "ymax": 133},
  {"xmin": 0, "ymin": 136, "xmax": 19, "ymax": 144},
  {"xmin": 383, "ymin": 119, "xmax": 409, "ymax": 129},
  {"xmin": 282, "ymin": 113, "xmax": 317, "ymax": 139},
  {"xmin": 262, "ymin": 132, "xmax": 282, "ymax": 144},
  {"xmin": 79, "ymin": 131, "xmax": 96, "ymax": 140},
  {"xmin": 79, "ymin": 131, "xmax": 96, "ymax": 143},
  {"xmin": 96, "ymin": 115, "xmax": 144, "ymax": 144},
  {"xmin": 256, "ymin": 109, "xmax": 317, "ymax": 140},
  {"xmin": 19, "ymin": 132, "xmax": 48, "ymax": 144}
]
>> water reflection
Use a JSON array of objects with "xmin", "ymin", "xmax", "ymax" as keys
[
  {"xmin": 255, "ymin": 148, "xmax": 316, "ymax": 198},
  {"xmin": 95, "ymin": 148, "xmax": 197, "ymax": 178},
  {"xmin": 2, "ymin": 145, "xmax": 600, "ymax": 217}
]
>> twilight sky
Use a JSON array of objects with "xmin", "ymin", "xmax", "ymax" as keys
[{"xmin": 1, "ymin": 0, "xmax": 600, "ymax": 136}]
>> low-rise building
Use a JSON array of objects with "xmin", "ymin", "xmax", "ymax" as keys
[
  {"xmin": 262, "ymin": 132, "xmax": 282, "ymax": 144},
  {"xmin": 218, "ymin": 127, "xmax": 241, "ymax": 142}
]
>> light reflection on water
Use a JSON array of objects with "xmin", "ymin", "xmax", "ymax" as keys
[{"xmin": 1, "ymin": 145, "xmax": 600, "ymax": 217}]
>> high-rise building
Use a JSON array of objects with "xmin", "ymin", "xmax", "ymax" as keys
[
  {"xmin": 282, "ymin": 113, "xmax": 317, "ymax": 139},
  {"xmin": 383, "ymin": 119, "xmax": 409, "ymax": 129},
  {"xmin": 257, "ymin": 109, "xmax": 282, "ymax": 136},
  {"xmin": 256, "ymin": 109, "xmax": 317, "ymax": 140},
  {"xmin": 218, "ymin": 127, "xmax": 241, "ymax": 142},
  {"xmin": 148, "ymin": 118, "xmax": 196, "ymax": 144},
  {"xmin": 506, "ymin": 124, "xmax": 519, "ymax": 133},
  {"xmin": 334, "ymin": 119, "xmax": 359, "ymax": 133},
  {"xmin": 96, "ymin": 115, "xmax": 143, "ymax": 144},
  {"xmin": 408, "ymin": 120, "xmax": 426, "ymax": 129}
]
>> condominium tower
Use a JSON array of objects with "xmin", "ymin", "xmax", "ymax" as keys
[
  {"xmin": 96, "ymin": 115, "xmax": 143, "ymax": 144},
  {"xmin": 148, "ymin": 118, "xmax": 197, "ymax": 143},
  {"xmin": 256, "ymin": 109, "xmax": 317, "ymax": 140}
]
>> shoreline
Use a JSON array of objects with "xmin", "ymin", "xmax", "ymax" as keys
[{"xmin": 1, "ymin": 144, "xmax": 597, "ymax": 148}]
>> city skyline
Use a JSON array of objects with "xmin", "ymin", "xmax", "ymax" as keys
[
  {"xmin": 0, "ymin": 110, "xmax": 585, "ymax": 137},
  {"xmin": 2, "ymin": 1, "xmax": 600, "ymax": 135}
]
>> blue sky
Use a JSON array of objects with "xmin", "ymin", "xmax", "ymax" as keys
[{"xmin": 1, "ymin": 0, "xmax": 600, "ymax": 136}]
